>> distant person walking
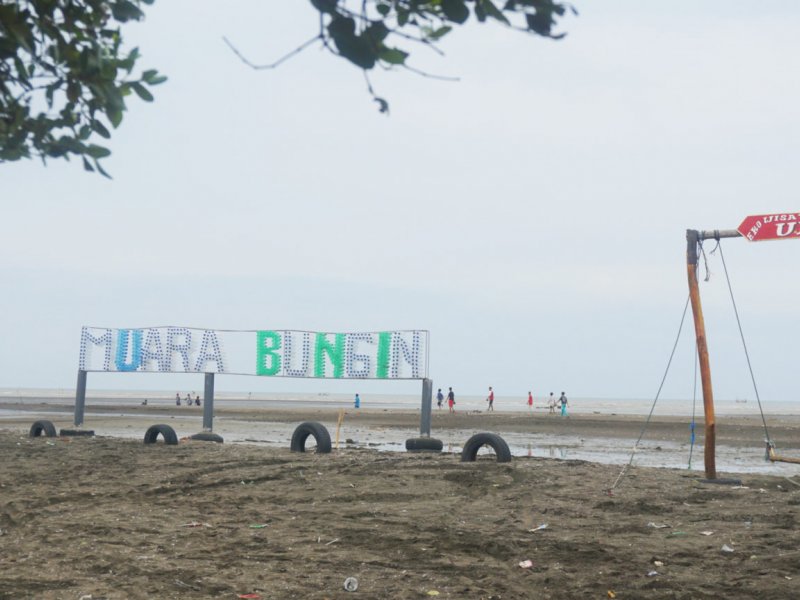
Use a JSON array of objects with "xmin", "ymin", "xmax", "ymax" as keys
[
  {"xmin": 195, "ymin": 394, "xmax": 201, "ymax": 406},
  {"xmin": 548, "ymin": 392, "xmax": 556, "ymax": 415},
  {"xmin": 185, "ymin": 393, "xmax": 193, "ymax": 406},
  {"xmin": 559, "ymin": 392, "xmax": 568, "ymax": 416},
  {"xmin": 486, "ymin": 386, "xmax": 494, "ymax": 411},
  {"xmin": 527, "ymin": 391, "xmax": 533, "ymax": 411},
  {"xmin": 354, "ymin": 393, "xmax": 361, "ymax": 409},
  {"xmin": 447, "ymin": 387, "xmax": 455, "ymax": 413},
  {"xmin": 175, "ymin": 392, "xmax": 181, "ymax": 407},
  {"xmin": 436, "ymin": 388, "xmax": 444, "ymax": 410}
]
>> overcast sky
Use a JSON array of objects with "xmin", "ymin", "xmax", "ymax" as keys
[{"xmin": 2, "ymin": 1, "xmax": 799, "ymax": 403}]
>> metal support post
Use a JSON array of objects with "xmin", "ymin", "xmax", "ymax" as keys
[
  {"xmin": 203, "ymin": 372, "xmax": 215, "ymax": 431},
  {"xmin": 420, "ymin": 378, "xmax": 433, "ymax": 437},
  {"xmin": 74, "ymin": 369, "xmax": 87, "ymax": 427}
]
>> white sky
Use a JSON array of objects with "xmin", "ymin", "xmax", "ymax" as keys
[{"xmin": 2, "ymin": 1, "xmax": 799, "ymax": 403}]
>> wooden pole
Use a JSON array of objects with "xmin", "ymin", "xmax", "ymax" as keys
[{"xmin": 686, "ymin": 229, "xmax": 717, "ymax": 480}]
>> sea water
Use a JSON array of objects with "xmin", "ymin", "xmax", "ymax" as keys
[{"xmin": 0, "ymin": 387, "xmax": 795, "ymax": 416}]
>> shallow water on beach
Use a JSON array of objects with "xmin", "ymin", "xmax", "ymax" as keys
[
  {"xmin": 6, "ymin": 409, "xmax": 795, "ymax": 476},
  {"xmin": 3, "ymin": 387, "xmax": 799, "ymax": 476}
]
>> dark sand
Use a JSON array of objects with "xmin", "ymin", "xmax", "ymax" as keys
[{"xmin": 1, "ymin": 406, "xmax": 800, "ymax": 599}]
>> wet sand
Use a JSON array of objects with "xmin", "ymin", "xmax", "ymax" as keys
[{"xmin": 1, "ymin": 425, "xmax": 799, "ymax": 599}]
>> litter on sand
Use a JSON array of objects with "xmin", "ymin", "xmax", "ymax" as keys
[
  {"xmin": 700, "ymin": 531, "xmax": 714, "ymax": 536},
  {"xmin": 528, "ymin": 523, "xmax": 549, "ymax": 533},
  {"xmin": 647, "ymin": 522, "xmax": 671, "ymax": 529},
  {"xmin": 343, "ymin": 577, "xmax": 359, "ymax": 592},
  {"xmin": 518, "ymin": 560, "xmax": 534, "ymax": 569},
  {"xmin": 721, "ymin": 544, "xmax": 735, "ymax": 553}
]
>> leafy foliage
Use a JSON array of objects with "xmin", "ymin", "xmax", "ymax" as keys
[
  {"xmin": 311, "ymin": 0, "xmax": 574, "ymax": 71},
  {"xmin": 0, "ymin": 0, "xmax": 165, "ymax": 175}
]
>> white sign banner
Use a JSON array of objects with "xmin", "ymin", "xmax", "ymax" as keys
[{"xmin": 79, "ymin": 326, "xmax": 429, "ymax": 380}]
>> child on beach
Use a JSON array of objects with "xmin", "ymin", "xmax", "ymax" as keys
[
  {"xmin": 527, "ymin": 391, "xmax": 533, "ymax": 411},
  {"xmin": 436, "ymin": 388, "xmax": 444, "ymax": 410},
  {"xmin": 548, "ymin": 393, "xmax": 556, "ymax": 414},
  {"xmin": 559, "ymin": 392, "xmax": 568, "ymax": 416},
  {"xmin": 447, "ymin": 388, "xmax": 455, "ymax": 413},
  {"xmin": 486, "ymin": 387, "xmax": 494, "ymax": 411}
]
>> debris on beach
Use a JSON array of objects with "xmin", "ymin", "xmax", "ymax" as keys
[
  {"xmin": 647, "ymin": 522, "xmax": 670, "ymax": 529},
  {"xmin": 180, "ymin": 521, "xmax": 212, "ymax": 528},
  {"xmin": 518, "ymin": 559, "xmax": 534, "ymax": 568},
  {"xmin": 343, "ymin": 577, "xmax": 359, "ymax": 592},
  {"xmin": 528, "ymin": 523, "xmax": 549, "ymax": 533},
  {"xmin": 700, "ymin": 531, "xmax": 714, "ymax": 536},
  {"xmin": 721, "ymin": 544, "xmax": 735, "ymax": 553}
]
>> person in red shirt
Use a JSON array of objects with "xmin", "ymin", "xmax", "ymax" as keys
[
  {"xmin": 527, "ymin": 391, "xmax": 533, "ymax": 411},
  {"xmin": 486, "ymin": 386, "xmax": 494, "ymax": 411}
]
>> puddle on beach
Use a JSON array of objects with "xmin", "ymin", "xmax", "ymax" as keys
[{"xmin": 3, "ymin": 410, "xmax": 797, "ymax": 476}]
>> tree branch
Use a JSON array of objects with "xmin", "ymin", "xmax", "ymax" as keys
[
  {"xmin": 222, "ymin": 34, "xmax": 323, "ymax": 70},
  {"xmin": 401, "ymin": 64, "xmax": 460, "ymax": 82}
]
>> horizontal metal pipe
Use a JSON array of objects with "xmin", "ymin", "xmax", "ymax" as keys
[{"xmin": 698, "ymin": 229, "xmax": 741, "ymax": 240}]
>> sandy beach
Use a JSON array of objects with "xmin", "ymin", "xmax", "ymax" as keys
[{"xmin": 1, "ymin": 404, "xmax": 800, "ymax": 598}]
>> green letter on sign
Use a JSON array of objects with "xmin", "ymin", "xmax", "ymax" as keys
[
  {"xmin": 376, "ymin": 331, "xmax": 391, "ymax": 379},
  {"xmin": 314, "ymin": 333, "xmax": 345, "ymax": 378},
  {"xmin": 256, "ymin": 330, "xmax": 282, "ymax": 376}
]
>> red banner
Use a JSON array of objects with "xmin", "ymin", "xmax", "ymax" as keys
[{"xmin": 737, "ymin": 213, "xmax": 800, "ymax": 242}]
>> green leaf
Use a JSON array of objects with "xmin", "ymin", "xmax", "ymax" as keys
[
  {"xmin": 365, "ymin": 21, "xmax": 390, "ymax": 43},
  {"xmin": 378, "ymin": 48, "xmax": 408, "ymax": 65},
  {"xmin": 479, "ymin": 0, "xmax": 510, "ymax": 25},
  {"xmin": 131, "ymin": 82, "xmax": 154, "ymax": 101},
  {"xmin": 86, "ymin": 144, "xmax": 111, "ymax": 159},
  {"xmin": 141, "ymin": 69, "xmax": 167, "ymax": 85},
  {"xmin": 146, "ymin": 74, "xmax": 167, "ymax": 85},
  {"xmin": 441, "ymin": 0, "xmax": 470, "ymax": 24},
  {"xmin": 309, "ymin": 0, "xmax": 339, "ymax": 15},
  {"xmin": 397, "ymin": 7, "xmax": 410, "ymax": 26},
  {"xmin": 425, "ymin": 25, "xmax": 453, "ymax": 41},
  {"xmin": 328, "ymin": 17, "xmax": 377, "ymax": 70},
  {"xmin": 91, "ymin": 119, "xmax": 111, "ymax": 139},
  {"xmin": 111, "ymin": 1, "xmax": 145, "ymax": 22},
  {"xmin": 107, "ymin": 108, "xmax": 123, "ymax": 128},
  {"xmin": 82, "ymin": 156, "xmax": 95, "ymax": 172},
  {"xmin": 94, "ymin": 159, "xmax": 112, "ymax": 179}
]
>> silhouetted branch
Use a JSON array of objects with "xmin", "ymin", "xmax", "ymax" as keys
[{"xmin": 223, "ymin": 34, "xmax": 323, "ymax": 70}]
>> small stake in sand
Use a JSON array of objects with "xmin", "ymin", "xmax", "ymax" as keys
[{"xmin": 335, "ymin": 409, "xmax": 345, "ymax": 450}]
